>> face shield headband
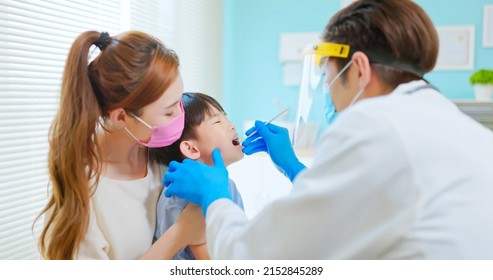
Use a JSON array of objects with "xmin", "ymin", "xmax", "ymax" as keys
[{"xmin": 313, "ymin": 42, "xmax": 426, "ymax": 78}]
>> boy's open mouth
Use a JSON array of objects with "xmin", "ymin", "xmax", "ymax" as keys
[{"xmin": 232, "ymin": 138, "xmax": 240, "ymax": 146}]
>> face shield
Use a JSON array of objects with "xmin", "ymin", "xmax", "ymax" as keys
[
  {"xmin": 293, "ymin": 42, "xmax": 426, "ymax": 146},
  {"xmin": 292, "ymin": 42, "xmax": 351, "ymax": 145}
]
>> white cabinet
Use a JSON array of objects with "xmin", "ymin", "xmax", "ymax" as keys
[{"xmin": 227, "ymin": 151, "xmax": 313, "ymax": 219}]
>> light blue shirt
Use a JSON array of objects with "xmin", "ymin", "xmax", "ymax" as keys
[{"xmin": 154, "ymin": 178, "xmax": 244, "ymax": 260}]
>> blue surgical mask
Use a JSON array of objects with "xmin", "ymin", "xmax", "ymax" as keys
[
  {"xmin": 322, "ymin": 60, "xmax": 366, "ymax": 125},
  {"xmin": 322, "ymin": 61, "xmax": 352, "ymax": 125},
  {"xmin": 323, "ymin": 83, "xmax": 338, "ymax": 124}
]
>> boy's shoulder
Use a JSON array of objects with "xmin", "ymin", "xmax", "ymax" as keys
[{"xmin": 159, "ymin": 178, "xmax": 240, "ymax": 205}]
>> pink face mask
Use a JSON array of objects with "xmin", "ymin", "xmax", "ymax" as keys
[{"xmin": 124, "ymin": 101, "xmax": 185, "ymax": 148}]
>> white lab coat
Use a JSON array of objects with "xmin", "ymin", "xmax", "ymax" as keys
[{"xmin": 206, "ymin": 80, "xmax": 493, "ymax": 259}]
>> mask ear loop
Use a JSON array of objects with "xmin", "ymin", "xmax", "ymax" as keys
[
  {"xmin": 128, "ymin": 113, "xmax": 153, "ymax": 129},
  {"xmin": 327, "ymin": 60, "xmax": 353, "ymax": 88},
  {"xmin": 123, "ymin": 127, "xmax": 144, "ymax": 143},
  {"xmin": 349, "ymin": 87, "xmax": 365, "ymax": 106},
  {"xmin": 323, "ymin": 60, "xmax": 353, "ymax": 113},
  {"xmin": 123, "ymin": 112, "xmax": 152, "ymax": 144}
]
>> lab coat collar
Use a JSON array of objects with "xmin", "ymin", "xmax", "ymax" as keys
[{"xmin": 392, "ymin": 79, "xmax": 428, "ymax": 95}]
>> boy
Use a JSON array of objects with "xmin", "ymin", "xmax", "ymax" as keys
[{"xmin": 151, "ymin": 92, "xmax": 244, "ymax": 260}]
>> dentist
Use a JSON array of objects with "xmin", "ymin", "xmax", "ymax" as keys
[{"xmin": 164, "ymin": 0, "xmax": 493, "ymax": 259}]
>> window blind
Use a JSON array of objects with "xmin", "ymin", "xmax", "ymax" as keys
[
  {"xmin": 172, "ymin": 0, "xmax": 224, "ymax": 101},
  {"xmin": 129, "ymin": 0, "xmax": 174, "ymax": 46},
  {"xmin": 0, "ymin": 0, "xmax": 122, "ymax": 260},
  {"xmin": 0, "ymin": 0, "xmax": 196, "ymax": 259}
]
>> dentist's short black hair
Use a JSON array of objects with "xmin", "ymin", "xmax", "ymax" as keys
[{"xmin": 323, "ymin": 0, "xmax": 438, "ymax": 87}]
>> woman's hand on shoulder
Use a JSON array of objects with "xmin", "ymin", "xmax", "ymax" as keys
[
  {"xmin": 141, "ymin": 203, "xmax": 205, "ymax": 259},
  {"xmin": 175, "ymin": 203, "xmax": 206, "ymax": 246}
]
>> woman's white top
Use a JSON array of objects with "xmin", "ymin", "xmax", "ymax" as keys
[
  {"xmin": 77, "ymin": 163, "xmax": 163, "ymax": 259},
  {"xmin": 206, "ymin": 80, "xmax": 493, "ymax": 259}
]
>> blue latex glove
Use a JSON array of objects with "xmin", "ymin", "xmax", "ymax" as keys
[
  {"xmin": 242, "ymin": 120, "xmax": 306, "ymax": 182},
  {"xmin": 164, "ymin": 148, "xmax": 232, "ymax": 216}
]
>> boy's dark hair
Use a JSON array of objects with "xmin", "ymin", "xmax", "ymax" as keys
[{"xmin": 150, "ymin": 92, "xmax": 225, "ymax": 165}]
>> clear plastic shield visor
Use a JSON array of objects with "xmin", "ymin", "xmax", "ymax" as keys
[{"xmin": 292, "ymin": 43, "xmax": 351, "ymax": 145}]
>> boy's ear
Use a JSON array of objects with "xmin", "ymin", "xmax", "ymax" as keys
[{"xmin": 179, "ymin": 140, "xmax": 201, "ymax": 160}]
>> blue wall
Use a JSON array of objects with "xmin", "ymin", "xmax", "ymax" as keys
[{"xmin": 223, "ymin": 0, "xmax": 493, "ymax": 134}]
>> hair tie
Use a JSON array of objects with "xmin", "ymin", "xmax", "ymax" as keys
[{"xmin": 94, "ymin": 32, "xmax": 111, "ymax": 51}]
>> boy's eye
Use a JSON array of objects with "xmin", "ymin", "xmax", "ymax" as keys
[{"xmin": 214, "ymin": 120, "xmax": 221, "ymax": 124}]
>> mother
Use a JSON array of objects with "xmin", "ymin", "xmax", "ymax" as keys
[{"xmin": 37, "ymin": 31, "xmax": 204, "ymax": 259}]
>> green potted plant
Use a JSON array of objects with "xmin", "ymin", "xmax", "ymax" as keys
[{"xmin": 470, "ymin": 69, "xmax": 493, "ymax": 101}]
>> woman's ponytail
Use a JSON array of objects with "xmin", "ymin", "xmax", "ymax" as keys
[{"xmin": 37, "ymin": 31, "xmax": 104, "ymax": 259}]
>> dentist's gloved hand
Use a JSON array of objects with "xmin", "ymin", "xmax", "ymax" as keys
[
  {"xmin": 164, "ymin": 148, "xmax": 232, "ymax": 216},
  {"xmin": 242, "ymin": 120, "xmax": 306, "ymax": 182}
]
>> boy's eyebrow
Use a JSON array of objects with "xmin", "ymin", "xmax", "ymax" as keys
[
  {"xmin": 207, "ymin": 112, "xmax": 225, "ymax": 120},
  {"xmin": 211, "ymin": 111, "xmax": 225, "ymax": 117}
]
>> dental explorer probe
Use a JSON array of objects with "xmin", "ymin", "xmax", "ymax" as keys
[{"xmin": 243, "ymin": 108, "xmax": 289, "ymax": 141}]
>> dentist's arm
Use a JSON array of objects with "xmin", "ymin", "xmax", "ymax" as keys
[
  {"xmin": 242, "ymin": 120, "xmax": 306, "ymax": 182},
  {"xmin": 164, "ymin": 149, "xmax": 232, "ymax": 216}
]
